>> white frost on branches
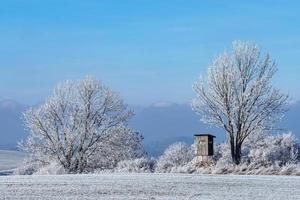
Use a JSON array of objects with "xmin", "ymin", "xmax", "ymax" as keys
[
  {"xmin": 150, "ymin": 133, "xmax": 300, "ymax": 176},
  {"xmin": 192, "ymin": 41, "xmax": 289, "ymax": 164},
  {"xmin": 156, "ymin": 142, "xmax": 194, "ymax": 173},
  {"xmin": 116, "ymin": 157, "xmax": 156, "ymax": 173},
  {"xmin": 212, "ymin": 132, "xmax": 300, "ymax": 175},
  {"xmin": 20, "ymin": 76, "xmax": 143, "ymax": 174},
  {"xmin": 88, "ymin": 125, "xmax": 144, "ymax": 170}
]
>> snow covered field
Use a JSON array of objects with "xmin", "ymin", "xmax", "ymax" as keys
[
  {"xmin": 0, "ymin": 173, "xmax": 299, "ymax": 200},
  {"xmin": 0, "ymin": 150, "xmax": 25, "ymax": 172}
]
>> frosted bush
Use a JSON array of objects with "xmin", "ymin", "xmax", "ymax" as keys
[
  {"xmin": 156, "ymin": 142, "xmax": 194, "ymax": 173},
  {"xmin": 115, "ymin": 157, "xmax": 156, "ymax": 173},
  {"xmin": 13, "ymin": 160, "xmax": 40, "ymax": 175},
  {"xmin": 211, "ymin": 132, "xmax": 300, "ymax": 175},
  {"xmin": 279, "ymin": 163, "xmax": 300, "ymax": 176},
  {"xmin": 246, "ymin": 133, "xmax": 300, "ymax": 166},
  {"xmin": 214, "ymin": 142, "xmax": 233, "ymax": 165},
  {"xmin": 34, "ymin": 161, "xmax": 66, "ymax": 175},
  {"xmin": 171, "ymin": 157, "xmax": 214, "ymax": 174},
  {"xmin": 14, "ymin": 158, "xmax": 66, "ymax": 175}
]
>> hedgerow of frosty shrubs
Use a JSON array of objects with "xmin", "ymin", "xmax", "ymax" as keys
[
  {"xmin": 154, "ymin": 133, "xmax": 300, "ymax": 175},
  {"xmin": 115, "ymin": 157, "xmax": 156, "ymax": 173},
  {"xmin": 13, "ymin": 158, "xmax": 41, "ymax": 175},
  {"xmin": 246, "ymin": 132, "xmax": 299, "ymax": 166},
  {"xmin": 212, "ymin": 133, "xmax": 300, "ymax": 175},
  {"xmin": 34, "ymin": 161, "xmax": 66, "ymax": 175},
  {"xmin": 156, "ymin": 142, "xmax": 194, "ymax": 173}
]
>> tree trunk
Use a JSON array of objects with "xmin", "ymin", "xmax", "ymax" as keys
[
  {"xmin": 230, "ymin": 138, "xmax": 235, "ymax": 163},
  {"xmin": 230, "ymin": 138, "xmax": 242, "ymax": 165},
  {"xmin": 234, "ymin": 143, "xmax": 241, "ymax": 165}
]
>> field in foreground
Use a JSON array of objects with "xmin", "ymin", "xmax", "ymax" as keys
[{"xmin": 0, "ymin": 174, "xmax": 300, "ymax": 200}]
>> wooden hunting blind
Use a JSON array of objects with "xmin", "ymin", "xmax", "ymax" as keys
[{"xmin": 194, "ymin": 134, "xmax": 215, "ymax": 158}]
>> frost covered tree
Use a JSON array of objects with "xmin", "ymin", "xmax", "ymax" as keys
[
  {"xmin": 89, "ymin": 125, "xmax": 144, "ymax": 170},
  {"xmin": 192, "ymin": 41, "xmax": 288, "ymax": 165},
  {"xmin": 21, "ymin": 76, "xmax": 143, "ymax": 173}
]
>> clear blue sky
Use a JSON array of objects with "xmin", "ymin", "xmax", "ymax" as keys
[{"xmin": 0, "ymin": 0, "xmax": 299, "ymax": 106}]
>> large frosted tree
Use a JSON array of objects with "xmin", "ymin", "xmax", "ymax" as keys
[
  {"xmin": 22, "ymin": 76, "xmax": 143, "ymax": 173},
  {"xmin": 192, "ymin": 41, "xmax": 288, "ymax": 165}
]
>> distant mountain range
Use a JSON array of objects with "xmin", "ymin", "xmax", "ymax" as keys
[
  {"xmin": 129, "ymin": 102, "xmax": 224, "ymax": 156},
  {"xmin": 0, "ymin": 100, "xmax": 299, "ymax": 156},
  {"xmin": 0, "ymin": 100, "xmax": 27, "ymax": 150}
]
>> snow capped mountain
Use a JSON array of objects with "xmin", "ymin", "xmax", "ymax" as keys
[
  {"xmin": 0, "ymin": 100, "xmax": 24, "ymax": 111},
  {"xmin": 150, "ymin": 101, "xmax": 178, "ymax": 108},
  {"xmin": 129, "ymin": 102, "xmax": 224, "ymax": 156},
  {"xmin": 131, "ymin": 101, "xmax": 300, "ymax": 156}
]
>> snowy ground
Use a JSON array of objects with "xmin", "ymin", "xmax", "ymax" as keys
[{"xmin": 0, "ymin": 173, "xmax": 299, "ymax": 200}]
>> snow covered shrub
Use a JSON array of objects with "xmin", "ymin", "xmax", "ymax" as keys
[
  {"xmin": 214, "ymin": 142, "xmax": 232, "ymax": 165},
  {"xmin": 246, "ymin": 133, "xmax": 300, "ymax": 167},
  {"xmin": 115, "ymin": 157, "xmax": 156, "ymax": 173},
  {"xmin": 212, "ymin": 132, "xmax": 300, "ymax": 175},
  {"xmin": 279, "ymin": 163, "xmax": 300, "ymax": 176},
  {"xmin": 14, "ymin": 157, "xmax": 66, "ymax": 175},
  {"xmin": 165, "ymin": 157, "xmax": 215, "ymax": 174},
  {"xmin": 34, "ymin": 161, "xmax": 66, "ymax": 175},
  {"xmin": 13, "ymin": 160, "xmax": 40, "ymax": 175},
  {"xmin": 156, "ymin": 142, "xmax": 194, "ymax": 173}
]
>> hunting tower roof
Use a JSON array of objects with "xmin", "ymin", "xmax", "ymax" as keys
[{"xmin": 194, "ymin": 134, "xmax": 216, "ymax": 138}]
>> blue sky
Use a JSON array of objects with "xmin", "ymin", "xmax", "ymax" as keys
[{"xmin": 0, "ymin": 0, "xmax": 299, "ymax": 106}]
